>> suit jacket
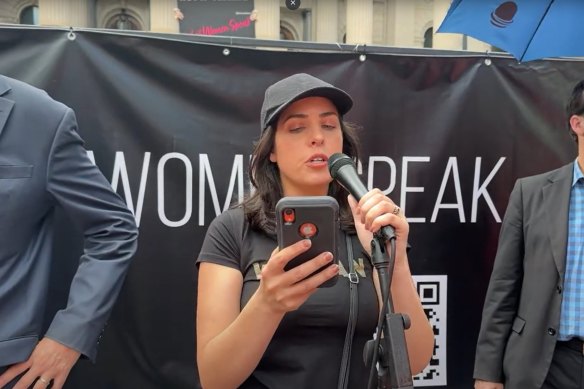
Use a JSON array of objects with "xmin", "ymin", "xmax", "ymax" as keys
[
  {"xmin": 473, "ymin": 162, "xmax": 572, "ymax": 389},
  {"xmin": 0, "ymin": 75, "xmax": 138, "ymax": 366}
]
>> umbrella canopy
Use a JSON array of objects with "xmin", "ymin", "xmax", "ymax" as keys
[{"xmin": 437, "ymin": 0, "xmax": 584, "ymax": 62}]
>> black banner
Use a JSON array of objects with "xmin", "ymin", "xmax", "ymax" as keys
[{"xmin": 0, "ymin": 26, "xmax": 580, "ymax": 388}]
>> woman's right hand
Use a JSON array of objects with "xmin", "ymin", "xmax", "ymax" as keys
[
  {"xmin": 255, "ymin": 239, "xmax": 338, "ymax": 314},
  {"xmin": 196, "ymin": 240, "xmax": 337, "ymax": 389}
]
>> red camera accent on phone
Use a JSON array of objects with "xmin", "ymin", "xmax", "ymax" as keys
[
  {"xmin": 298, "ymin": 222, "xmax": 318, "ymax": 239},
  {"xmin": 283, "ymin": 208, "xmax": 295, "ymax": 224}
]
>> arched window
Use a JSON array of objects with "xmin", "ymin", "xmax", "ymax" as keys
[
  {"xmin": 280, "ymin": 25, "xmax": 295, "ymax": 41},
  {"xmin": 20, "ymin": 5, "xmax": 39, "ymax": 25},
  {"xmin": 106, "ymin": 9, "xmax": 140, "ymax": 30},
  {"xmin": 424, "ymin": 27, "xmax": 433, "ymax": 48}
]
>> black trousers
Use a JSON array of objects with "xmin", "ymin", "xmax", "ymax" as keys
[{"xmin": 541, "ymin": 338, "xmax": 584, "ymax": 389}]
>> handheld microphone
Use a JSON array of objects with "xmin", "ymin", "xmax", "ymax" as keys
[{"xmin": 328, "ymin": 153, "xmax": 396, "ymax": 240}]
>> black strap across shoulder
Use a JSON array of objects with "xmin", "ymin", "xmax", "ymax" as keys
[{"xmin": 337, "ymin": 234, "xmax": 359, "ymax": 389}]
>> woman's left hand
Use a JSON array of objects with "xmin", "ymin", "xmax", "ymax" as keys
[{"xmin": 347, "ymin": 189, "xmax": 409, "ymax": 257}]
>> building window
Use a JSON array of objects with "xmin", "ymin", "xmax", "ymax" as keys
[
  {"xmin": 280, "ymin": 25, "xmax": 295, "ymax": 40},
  {"xmin": 20, "ymin": 5, "xmax": 39, "ymax": 25},
  {"xmin": 106, "ymin": 9, "xmax": 140, "ymax": 30},
  {"xmin": 424, "ymin": 27, "xmax": 433, "ymax": 48}
]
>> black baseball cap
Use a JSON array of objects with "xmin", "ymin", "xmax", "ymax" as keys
[{"xmin": 260, "ymin": 73, "xmax": 353, "ymax": 132}]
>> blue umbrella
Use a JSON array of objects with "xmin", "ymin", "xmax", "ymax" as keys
[{"xmin": 437, "ymin": 0, "xmax": 584, "ymax": 62}]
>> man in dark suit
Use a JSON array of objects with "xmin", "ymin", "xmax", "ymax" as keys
[
  {"xmin": 0, "ymin": 75, "xmax": 138, "ymax": 389},
  {"xmin": 474, "ymin": 80, "xmax": 584, "ymax": 389}
]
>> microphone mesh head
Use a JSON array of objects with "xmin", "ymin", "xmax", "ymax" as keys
[{"xmin": 328, "ymin": 153, "xmax": 355, "ymax": 178}]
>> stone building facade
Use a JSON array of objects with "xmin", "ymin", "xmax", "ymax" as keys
[{"xmin": 0, "ymin": 0, "xmax": 491, "ymax": 52}]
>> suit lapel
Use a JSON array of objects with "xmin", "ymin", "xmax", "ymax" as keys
[
  {"xmin": 0, "ymin": 76, "xmax": 14, "ymax": 139},
  {"xmin": 543, "ymin": 163, "xmax": 573, "ymax": 279}
]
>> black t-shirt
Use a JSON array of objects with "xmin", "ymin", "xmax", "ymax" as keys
[{"xmin": 197, "ymin": 207, "xmax": 379, "ymax": 389}]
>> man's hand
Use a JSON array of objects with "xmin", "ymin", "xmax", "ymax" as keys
[
  {"xmin": 0, "ymin": 337, "xmax": 80, "ymax": 389},
  {"xmin": 474, "ymin": 379, "xmax": 504, "ymax": 389}
]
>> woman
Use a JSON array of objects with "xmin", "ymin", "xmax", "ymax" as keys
[{"xmin": 196, "ymin": 73, "xmax": 434, "ymax": 389}]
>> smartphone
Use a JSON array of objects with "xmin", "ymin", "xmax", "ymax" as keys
[{"xmin": 275, "ymin": 196, "xmax": 339, "ymax": 288}]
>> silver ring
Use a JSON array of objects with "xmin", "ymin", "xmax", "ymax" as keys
[
  {"xmin": 392, "ymin": 205, "xmax": 400, "ymax": 215},
  {"xmin": 38, "ymin": 377, "xmax": 50, "ymax": 385}
]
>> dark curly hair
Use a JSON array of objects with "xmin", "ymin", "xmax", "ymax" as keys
[{"xmin": 566, "ymin": 80, "xmax": 584, "ymax": 143}]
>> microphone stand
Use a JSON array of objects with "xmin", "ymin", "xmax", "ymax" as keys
[{"xmin": 364, "ymin": 230, "xmax": 413, "ymax": 389}]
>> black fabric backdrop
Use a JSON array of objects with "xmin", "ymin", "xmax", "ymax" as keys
[{"xmin": 0, "ymin": 26, "xmax": 581, "ymax": 388}]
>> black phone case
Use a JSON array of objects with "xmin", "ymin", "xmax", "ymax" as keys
[{"xmin": 275, "ymin": 196, "xmax": 339, "ymax": 288}]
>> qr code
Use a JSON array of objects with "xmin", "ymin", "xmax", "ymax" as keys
[{"xmin": 412, "ymin": 275, "xmax": 447, "ymax": 387}]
